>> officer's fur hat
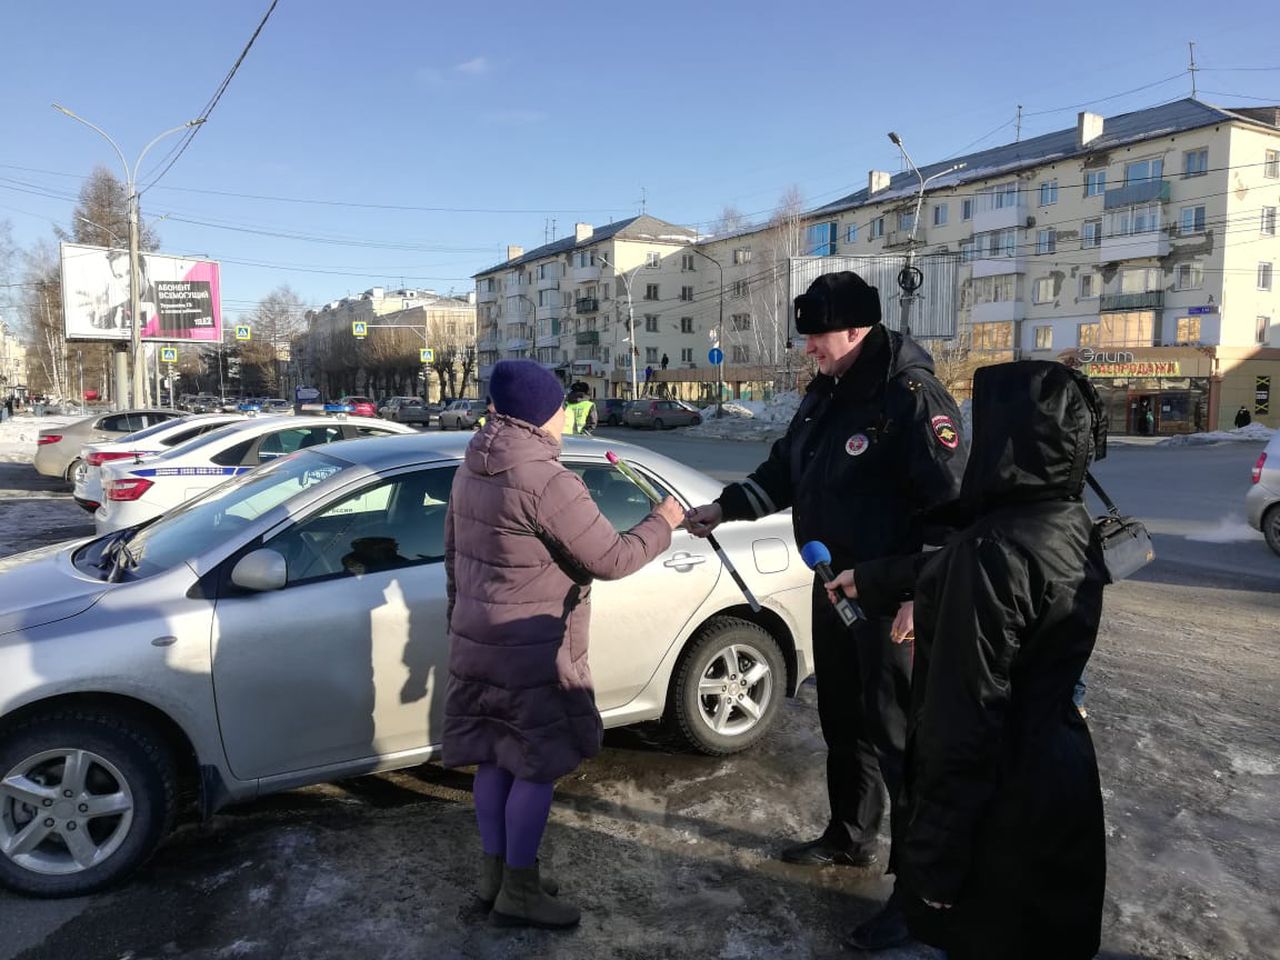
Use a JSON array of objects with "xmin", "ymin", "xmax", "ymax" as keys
[{"xmin": 793, "ymin": 271, "xmax": 882, "ymax": 333}]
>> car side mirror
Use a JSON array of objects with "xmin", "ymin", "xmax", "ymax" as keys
[{"xmin": 230, "ymin": 548, "xmax": 287, "ymax": 592}]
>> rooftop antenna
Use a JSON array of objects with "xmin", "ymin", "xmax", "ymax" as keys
[
  {"xmin": 1016, "ymin": 104, "xmax": 1023, "ymax": 142},
  {"xmin": 638, "ymin": 187, "xmax": 647, "ymax": 215},
  {"xmin": 551, "ymin": 217, "xmax": 557, "ymax": 241},
  {"xmin": 1188, "ymin": 41, "xmax": 1199, "ymax": 98}
]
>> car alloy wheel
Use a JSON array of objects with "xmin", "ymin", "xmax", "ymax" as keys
[
  {"xmin": 668, "ymin": 617, "xmax": 785, "ymax": 756},
  {"xmin": 1264, "ymin": 504, "xmax": 1280, "ymax": 557}
]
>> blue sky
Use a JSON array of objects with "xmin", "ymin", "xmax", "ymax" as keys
[{"xmin": 1, "ymin": 0, "xmax": 1277, "ymax": 321}]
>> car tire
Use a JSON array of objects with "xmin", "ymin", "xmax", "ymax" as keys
[
  {"xmin": 0, "ymin": 711, "xmax": 177, "ymax": 898},
  {"xmin": 666, "ymin": 617, "xmax": 786, "ymax": 756},
  {"xmin": 691, "ymin": 415, "xmax": 702, "ymax": 426},
  {"xmin": 654, "ymin": 418, "xmax": 665, "ymax": 430},
  {"xmin": 1264, "ymin": 504, "xmax": 1280, "ymax": 557},
  {"xmin": 63, "ymin": 459, "xmax": 82, "ymax": 484}
]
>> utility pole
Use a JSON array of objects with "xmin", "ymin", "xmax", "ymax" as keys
[
  {"xmin": 686, "ymin": 245, "xmax": 725, "ymax": 419},
  {"xmin": 888, "ymin": 132, "xmax": 965, "ymax": 338},
  {"xmin": 1188, "ymin": 41, "xmax": 1199, "ymax": 98},
  {"xmin": 598, "ymin": 254, "xmax": 640, "ymax": 399},
  {"xmin": 1016, "ymin": 105, "xmax": 1023, "ymax": 142},
  {"xmin": 53, "ymin": 104, "xmax": 203, "ymax": 409}
]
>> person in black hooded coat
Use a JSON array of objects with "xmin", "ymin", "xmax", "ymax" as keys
[{"xmin": 828, "ymin": 360, "xmax": 1108, "ymax": 959}]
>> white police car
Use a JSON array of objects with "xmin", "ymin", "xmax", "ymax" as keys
[
  {"xmin": 72, "ymin": 414, "xmax": 247, "ymax": 512},
  {"xmin": 94, "ymin": 414, "xmax": 417, "ymax": 533}
]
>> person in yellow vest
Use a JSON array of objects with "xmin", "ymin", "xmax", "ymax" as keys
[{"xmin": 562, "ymin": 384, "xmax": 595, "ymax": 436}]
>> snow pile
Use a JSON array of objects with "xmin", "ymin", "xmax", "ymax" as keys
[
  {"xmin": 1157, "ymin": 423, "xmax": 1274, "ymax": 447},
  {"xmin": 688, "ymin": 392, "xmax": 801, "ymax": 441},
  {"xmin": 0, "ymin": 414, "xmax": 81, "ymax": 464}
]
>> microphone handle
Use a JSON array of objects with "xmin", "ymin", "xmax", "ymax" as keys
[{"xmin": 815, "ymin": 561, "xmax": 865, "ymax": 626}]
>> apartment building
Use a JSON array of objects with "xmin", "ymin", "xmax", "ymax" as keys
[
  {"xmin": 797, "ymin": 99, "xmax": 1280, "ymax": 432},
  {"xmin": 0, "ymin": 317, "xmax": 29, "ymax": 400}
]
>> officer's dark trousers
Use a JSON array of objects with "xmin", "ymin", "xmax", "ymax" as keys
[{"xmin": 811, "ymin": 582, "xmax": 912, "ymax": 857}]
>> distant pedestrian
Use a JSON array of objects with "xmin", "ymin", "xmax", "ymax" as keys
[
  {"xmin": 1235, "ymin": 405, "xmax": 1252, "ymax": 429},
  {"xmin": 2, "ymin": 397, "xmax": 11, "ymax": 421},
  {"xmin": 442, "ymin": 359, "xmax": 684, "ymax": 930},
  {"xmin": 661, "ymin": 353, "xmax": 669, "ymax": 370},
  {"xmin": 644, "ymin": 365, "xmax": 654, "ymax": 383}
]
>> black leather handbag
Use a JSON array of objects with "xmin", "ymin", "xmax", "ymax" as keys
[{"xmin": 1086, "ymin": 473, "xmax": 1154, "ymax": 583}]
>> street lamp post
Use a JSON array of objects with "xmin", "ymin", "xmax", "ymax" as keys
[
  {"xmin": 685, "ymin": 245, "xmax": 725, "ymax": 418},
  {"xmin": 887, "ymin": 131, "xmax": 964, "ymax": 338},
  {"xmin": 54, "ymin": 104, "xmax": 203, "ymax": 408},
  {"xmin": 597, "ymin": 254, "xmax": 640, "ymax": 399}
]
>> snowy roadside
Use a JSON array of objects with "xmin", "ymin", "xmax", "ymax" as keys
[
  {"xmin": 685, "ymin": 393, "xmax": 800, "ymax": 443},
  {"xmin": 1157, "ymin": 422, "xmax": 1275, "ymax": 446},
  {"xmin": 0, "ymin": 414, "xmax": 82, "ymax": 464}
]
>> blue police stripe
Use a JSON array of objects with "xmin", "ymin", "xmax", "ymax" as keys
[{"xmin": 129, "ymin": 466, "xmax": 251, "ymax": 478}]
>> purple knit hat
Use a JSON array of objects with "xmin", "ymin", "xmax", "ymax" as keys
[{"xmin": 489, "ymin": 359, "xmax": 565, "ymax": 426}]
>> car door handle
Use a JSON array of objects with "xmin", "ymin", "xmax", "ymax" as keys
[{"xmin": 663, "ymin": 552, "xmax": 708, "ymax": 568}]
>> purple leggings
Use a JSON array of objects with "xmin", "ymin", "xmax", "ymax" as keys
[{"xmin": 472, "ymin": 763, "xmax": 555, "ymax": 868}]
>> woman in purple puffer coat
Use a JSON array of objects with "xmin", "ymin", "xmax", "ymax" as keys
[{"xmin": 443, "ymin": 359, "xmax": 684, "ymax": 930}]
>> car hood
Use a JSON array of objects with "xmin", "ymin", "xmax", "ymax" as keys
[{"xmin": 0, "ymin": 544, "xmax": 106, "ymax": 638}]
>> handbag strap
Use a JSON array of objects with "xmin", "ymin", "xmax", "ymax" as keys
[{"xmin": 1085, "ymin": 471, "xmax": 1122, "ymax": 518}]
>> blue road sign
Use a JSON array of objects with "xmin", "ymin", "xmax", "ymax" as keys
[{"xmin": 708, "ymin": 347, "xmax": 724, "ymax": 365}]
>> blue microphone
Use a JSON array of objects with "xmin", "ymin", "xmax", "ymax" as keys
[{"xmin": 800, "ymin": 540, "xmax": 865, "ymax": 627}]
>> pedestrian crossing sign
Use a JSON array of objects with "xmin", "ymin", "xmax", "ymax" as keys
[
  {"xmin": 235, "ymin": 325, "xmax": 251, "ymax": 341},
  {"xmin": 420, "ymin": 348, "xmax": 434, "ymax": 363},
  {"xmin": 160, "ymin": 347, "xmax": 178, "ymax": 364},
  {"xmin": 352, "ymin": 321, "xmax": 368, "ymax": 338}
]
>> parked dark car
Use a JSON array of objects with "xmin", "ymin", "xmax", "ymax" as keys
[
  {"xmin": 380, "ymin": 396, "xmax": 434, "ymax": 425},
  {"xmin": 595, "ymin": 398, "xmax": 632, "ymax": 427},
  {"xmin": 625, "ymin": 398, "xmax": 703, "ymax": 429},
  {"xmin": 438, "ymin": 398, "xmax": 486, "ymax": 430}
]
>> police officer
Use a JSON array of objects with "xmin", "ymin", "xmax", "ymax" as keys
[{"xmin": 685, "ymin": 271, "xmax": 967, "ymax": 951}]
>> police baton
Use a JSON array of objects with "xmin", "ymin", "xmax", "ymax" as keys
[{"xmin": 606, "ymin": 451, "xmax": 762, "ymax": 613}]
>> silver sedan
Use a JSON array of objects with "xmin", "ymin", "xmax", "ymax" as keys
[{"xmin": 0, "ymin": 433, "xmax": 813, "ymax": 897}]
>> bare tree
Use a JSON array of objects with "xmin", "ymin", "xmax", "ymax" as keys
[
  {"xmin": 237, "ymin": 286, "xmax": 307, "ymax": 394},
  {"xmin": 707, "ymin": 205, "xmax": 751, "ymax": 238}
]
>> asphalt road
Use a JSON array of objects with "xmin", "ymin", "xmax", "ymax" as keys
[{"xmin": 0, "ymin": 429, "xmax": 1277, "ymax": 959}]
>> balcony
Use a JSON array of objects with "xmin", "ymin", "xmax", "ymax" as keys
[
  {"xmin": 1103, "ymin": 179, "xmax": 1170, "ymax": 210},
  {"xmin": 536, "ymin": 333, "xmax": 560, "ymax": 349},
  {"xmin": 971, "ymin": 255, "xmax": 1025, "ymax": 279},
  {"xmin": 575, "ymin": 297, "xmax": 599, "ymax": 314},
  {"xmin": 1098, "ymin": 230, "xmax": 1170, "ymax": 262},
  {"xmin": 1099, "ymin": 291, "xmax": 1164, "ymax": 312},
  {"xmin": 504, "ymin": 338, "xmax": 531, "ymax": 352},
  {"xmin": 537, "ymin": 269, "xmax": 561, "ymax": 291},
  {"xmin": 476, "ymin": 337, "xmax": 499, "ymax": 352},
  {"xmin": 575, "ymin": 331, "xmax": 600, "ymax": 346},
  {"xmin": 885, "ymin": 229, "xmax": 925, "ymax": 250},
  {"xmin": 477, "ymin": 286, "xmax": 498, "ymax": 303},
  {"xmin": 572, "ymin": 263, "xmax": 602, "ymax": 283},
  {"xmin": 973, "ymin": 197, "xmax": 1028, "ymax": 233},
  {"xmin": 971, "ymin": 299, "xmax": 1025, "ymax": 324},
  {"xmin": 536, "ymin": 303, "xmax": 562, "ymax": 321}
]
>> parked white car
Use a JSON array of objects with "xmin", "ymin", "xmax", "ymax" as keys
[
  {"xmin": 94, "ymin": 415, "xmax": 416, "ymax": 533},
  {"xmin": 1246, "ymin": 430, "xmax": 1280, "ymax": 556},
  {"xmin": 72, "ymin": 414, "xmax": 248, "ymax": 512}
]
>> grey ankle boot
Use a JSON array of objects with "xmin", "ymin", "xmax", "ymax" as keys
[
  {"xmin": 490, "ymin": 863, "xmax": 579, "ymax": 929},
  {"xmin": 479, "ymin": 854, "xmax": 559, "ymax": 907}
]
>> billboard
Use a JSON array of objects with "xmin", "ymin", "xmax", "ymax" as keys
[{"xmin": 60, "ymin": 242, "xmax": 222, "ymax": 342}]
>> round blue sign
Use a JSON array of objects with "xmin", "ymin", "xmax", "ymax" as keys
[{"xmin": 708, "ymin": 347, "xmax": 724, "ymax": 365}]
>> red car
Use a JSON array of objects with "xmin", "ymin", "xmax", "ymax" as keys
[{"xmin": 338, "ymin": 396, "xmax": 377, "ymax": 418}]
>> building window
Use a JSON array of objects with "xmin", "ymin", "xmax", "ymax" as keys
[
  {"xmin": 1098, "ymin": 311, "xmax": 1155, "ymax": 347},
  {"xmin": 806, "ymin": 221, "xmax": 838, "ymax": 256},
  {"xmin": 1180, "ymin": 205, "xmax": 1207, "ymax": 235},
  {"xmin": 962, "ymin": 198, "xmax": 973, "ymax": 220},
  {"xmin": 959, "ymin": 239, "xmax": 975, "ymax": 262},
  {"xmin": 733, "ymin": 247, "xmax": 752, "ymax": 264},
  {"xmin": 602, "ymin": 282, "xmax": 611, "ymax": 300},
  {"xmin": 1260, "ymin": 262, "xmax": 1274, "ymax": 290},
  {"xmin": 732, "ymin": 279, "xmax": 750, "ymax": 298},
  {"xmin": 732, "ymin": 345, "xmax": 751, "ymax": 363},
  {"xmin": 974, "ymin": 228, "xmax": 1016, "ymax": 259},
  {"xmin": 1078, "ymin": 322, "xmax": 1101, "ymax": 347},
  {"xmin": 646, "ymin": 252, "xmax": 661, "ymax": 268},
  {"xmin": 680, "ymin": 347, "xmax": 693, "ymax": 363},
  {"xmin": 971, "ymin": 321, "xmax": 1013, "ymax": 350},
  {"xmin": 845, "ymin": 223, "xmax": 858, "ymax": 243},
  {"xmin": 897, "ymin": 210, "xmax": 916, "ymax": 232},
  {"xmin": 645, "ymin": 347, "xmax": 659, "ymax": 363},
  {"xmin": 1082, "ymin": 219, "xmax": 1102, "ymax": 248},
  {"xmin": 1265, "ymin": 150, "xmax": 1280, "ymax": 178},
  {"xmin": 1080, "ymin": 273, "xmax": 1098, "ymax": 299},
  {"xmin": 644, "ymin": 283, "xmax": 659, "ymax": 300},
  {"xmin": 1033, "ymin": 278, "xmax": 1054, "ymax": 304},
  {"xmin": 1121, "ymin": 267, "xmax": 1161, "ymax": 294},
  {"xmin": 972, "ymin": 274, "xmax": 1017, "ymax": 305},
  {"xmin": 1034, "ymin": 325, "xmax": 1053, "ymax": 350},
  {"xmin": 1036, "ymin": 229, "xmax": 1056, "ymax": 254},
  {"xmin": 680, "ymin": 285, "xmax": 694, "ymax": 302},
  {"xmin": 681, "ymin": 253, "xmax": 695, "ymax": 271},
  {"xmin": 1183, "ymin": 149, "xmax": 1209, "ymax": 178},
  {"xmin": 731, "ymin": 313, "xmax": 751, "ymax": 331},
  {"xmin": 1084, "ymin": 170, "xmax": 1107, "ymax": 197},
  {"xmin": 645, "ymin": 314, "xmax": 659, "ymax": 333},
  {"xmin": 1124, "ymin": 158, "xmax": 1164, "ymax": 183},
  {"xmin": 1259, "ymin": 316, "xmax": 1271, "ymax": 344},
  {"xmin": 680, "ymin": 316, "xmax": 693, "ymax": 333},
  {"xmin": 1177, "ymin": 263, "xmax": 1204, "ymax": 290},
  {"xmin": 1107, "ymin": 203, "xmax": 1162, "ymax": 237},
  {"xmin": 933, "ymin": 203, "xmax": 948, "ymax": 227},
  {"xmin": 869, "ymin": 217, "xmax": 885, "ymax": 239},
  {"xmin": 1039, "ymin": 180, "xmax": 1059, "ymax": 205},
  {"xmin": 1262, "ymin": 206, "xmax": 1277, "ymax": 236},
  {"xmin": 1176, "ymin": 317, "xmax": 1202, "ymax": 344}
]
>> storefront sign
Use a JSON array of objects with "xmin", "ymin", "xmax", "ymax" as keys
[
  {"xmin": 1077, "ymin": 347, "xmax": 1134, "ymax": 364},
  {"xmin": 1084, "ymin": 360, "xmax": 1182, "ymax": 378}
]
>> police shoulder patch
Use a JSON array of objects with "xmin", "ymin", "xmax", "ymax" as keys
[{"xmin": 931, "ymin": 414, "xmax": 959, "ymax": 450}]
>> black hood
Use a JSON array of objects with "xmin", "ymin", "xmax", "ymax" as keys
[
  {"xmin": 960, "ymin": 361, "xmax": 1103, "ymax": 512},
  {"xmin": 888, "ymin": 328, "xmax": 937, "ymax": 380}
]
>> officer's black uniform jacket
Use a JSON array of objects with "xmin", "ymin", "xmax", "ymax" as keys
[
  {"xmin": 856, "ymin": 361, "xmax": 1107, "ymax": 959},
  {"xmin": 716, "ymin": 325, "xmax": 966, "ymax": 583}
]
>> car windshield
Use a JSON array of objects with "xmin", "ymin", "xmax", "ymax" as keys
[
  {"xmin": 110, "ymin": 450, "xmax": 357, "ymax": 580},
  {"xmin": 115, "ymin": 415, "xmax": 201, "ymax": 444}
]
